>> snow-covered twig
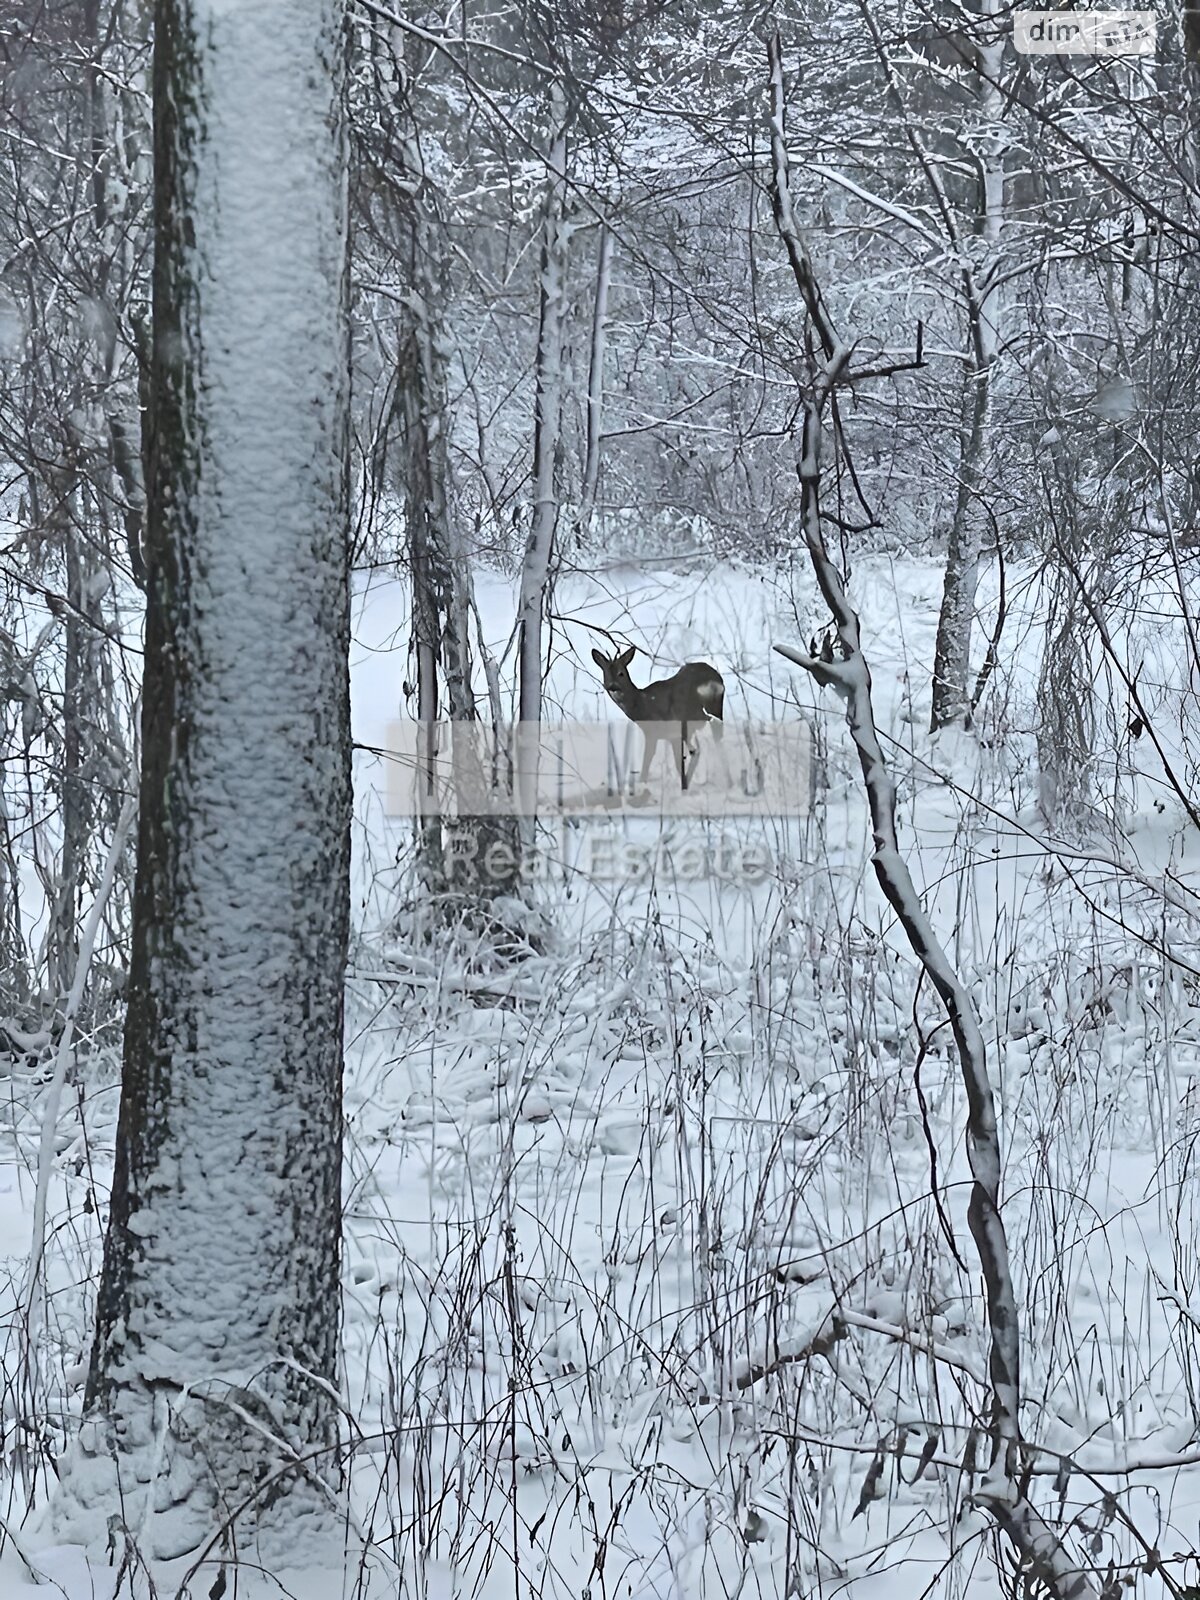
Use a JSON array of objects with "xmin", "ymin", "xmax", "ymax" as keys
[{"xmin": 720, "ymin": 1304, "xmax": 987, "ymax": 1401}]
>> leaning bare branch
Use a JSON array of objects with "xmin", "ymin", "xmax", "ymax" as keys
[{"xmin": 765, "ymin": 30, "xmax": 1096, "ymax": 1600}]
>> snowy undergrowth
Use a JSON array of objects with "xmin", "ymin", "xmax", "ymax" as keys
[
  {"xmin": 332, "ymin": 817, "xmax": 1200, "ymax": 1600},
  {"xmin": 5, "ymin": 556, "xmax": 1200, "ymax": 1597}
]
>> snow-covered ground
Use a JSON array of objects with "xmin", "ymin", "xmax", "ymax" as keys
[{"xmin": 7, "ymin": 553, "xmax": 1200, "ymax": 1598}]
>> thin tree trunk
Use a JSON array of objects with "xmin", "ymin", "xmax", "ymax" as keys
[
  {"xmin": 854, "ymin": 0, "xmax": 1005, "ymax": 733},
  {"xmin": 929, "ymin": 352, "xmax": 993, "ymax": 729},
  {"xmin": 929, "ymin": 0, "xmax": 1005, "ymax": 731},
  {"xmin": 405, "ymin": 363, "xmax": 445, "ymax": 887},
  {"xmin": 577, "ymin": 221, "xmax": 612, "ymax": 540},
  {"xmin": 514, "ymin": 90, "xmax": 569, "ymax": 840},
  {"xmin": 0, "ymin": 627, "xmax": 30, "ymax": 1021},
  {"xmin": 393, "ymin": 94, "xmax": 519, "ymax": 898},
  {"xmin": 47, "ymin": 0, "xmax": 351, "ymax": 1563},
  {"xmin": 517, "ymin": 88, "xmax": 569, "ymax": 736},
  {"xmin": 1036, "ymin": 503, "xmax": 1098, "ymax": 833},
  {"xmin": 47, "ymin": 472, "xmax": 83, "ymax": 1010}
]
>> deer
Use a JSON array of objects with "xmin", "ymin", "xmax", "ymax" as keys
[{"xmin": 591, "ymin": 644, "xmax": 725, "ymax": 790}]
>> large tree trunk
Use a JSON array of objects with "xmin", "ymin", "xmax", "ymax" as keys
[{"xmin": 46, "ymin": 0, "xmax": 351, "ymax": 1564}]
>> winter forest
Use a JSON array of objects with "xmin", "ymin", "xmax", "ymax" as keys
[{"xmin": 3, "ymin": 0, "xmax": 1200, "ymax": 1596}]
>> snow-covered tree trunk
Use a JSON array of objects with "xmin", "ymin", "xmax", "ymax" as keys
[{"xmin": 45, "ymin": 0, "xmax": 351, "ymax": 1564}]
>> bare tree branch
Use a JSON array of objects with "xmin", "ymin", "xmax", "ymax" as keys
[{"xmin": 765, "ymin": 30, "xmax": 1096, "ymax": 1600}]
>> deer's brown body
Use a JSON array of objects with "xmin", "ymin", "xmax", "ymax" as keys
[{"xmin": 591, "ymin": 645, "xmax": 724, "ymax": 788}]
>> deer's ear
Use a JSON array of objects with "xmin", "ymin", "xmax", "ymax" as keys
[
  {"xmin": 618, "ymin": 645, "xmax": 636, "ymax": 666},
  {"xmin": 591, "ymin": 648, "xmax": 607, "ymax": 668}
]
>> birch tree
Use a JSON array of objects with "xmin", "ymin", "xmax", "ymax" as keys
[
  {"xmin": 45, "ymin": 0, "xmax": 352, "ymax": 1564},
  {"xmin": 517, "ymin": 83, "xmax": 570, "ymax": 735},
  {"xmin": 874, "ymin": 0, "xmax": 1010, "ymax": 732}
]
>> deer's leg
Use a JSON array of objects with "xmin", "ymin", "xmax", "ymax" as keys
[
  {"xmin": 678, "ymin": 721, "xmax": 694, "ymax": 790},
  {"xmin": 684, "ymin": 717, "xmax": 722, "ymax": 790},
  {"xmin": 705, "ymin": 711, "xmax": 732, "ymax": 788},
  {"xmin": 640, "ymin": 728, "xmax": 658, "ymax": 788},
  {"xmin": 704, "ymin": 712, "xmax": 722, "ymax": 783}
]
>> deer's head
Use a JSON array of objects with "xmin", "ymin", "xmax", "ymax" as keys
[{"xmin": 591, "ymin": 645, "xmax": 638, "ymax": 714}]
